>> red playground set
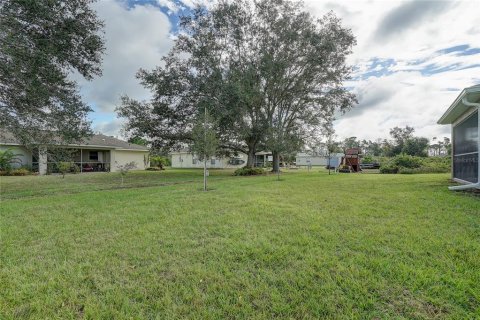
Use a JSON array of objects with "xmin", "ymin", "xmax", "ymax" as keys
[{"xmin": 340, "ymin": 148, "xmax": 362, "ymax": 172}]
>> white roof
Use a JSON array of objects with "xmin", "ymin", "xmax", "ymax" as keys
[{"xmin": 438, "ymin": 85, "xmax": 480, "ymax": 125}]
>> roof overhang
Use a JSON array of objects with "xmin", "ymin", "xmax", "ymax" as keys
[{"xmin": 438, "ymin": 85, "xmax": 480, "ymax": 125}]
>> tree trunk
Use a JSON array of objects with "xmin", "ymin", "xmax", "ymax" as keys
[
  {"xmin": 328, "ymin": 152, "xmax": 331, "ymax": 175},
  {"xmin": 272, "ymin": 151, "xmax": 280, "ymax": 173},
  {"xmin": 203, "ymin": 158, "xmax": 207, "ymax": 191},
  {"xmin": 246, "ymin": 145, "xmax": 256, "ymax": 168}
]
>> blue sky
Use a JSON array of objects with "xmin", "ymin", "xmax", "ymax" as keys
[{"xmin": 77, "ymin": 0, "xmax": 480, "ymax": 142}]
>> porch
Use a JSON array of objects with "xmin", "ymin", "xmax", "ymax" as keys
[{"xmin": 33, "ymin": 148, "xmax": 112, "ymax": 174}]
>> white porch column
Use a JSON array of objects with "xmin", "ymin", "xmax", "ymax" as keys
[
  {"xmin": 38, "ymin": 147, "xmax": 47, "ymax": 175},
  {"xmin": 110, "ymin": 150, "xmax": 116, "ymax": 172}
]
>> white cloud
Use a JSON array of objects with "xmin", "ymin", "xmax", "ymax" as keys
[
  {"xmin": 81, "ymin": 0, "xmax": 480, "ymax": 141},
  {"xmin": 302, "ymin": 0, "xmax": 480, "ymax": 141},
  {"xmin": 93, "ymin": 118, "xmax": 126, "ymax": 138},
  {"xmin": 76, "ymin": 0, "xmax": 174, "ymax": 136}
]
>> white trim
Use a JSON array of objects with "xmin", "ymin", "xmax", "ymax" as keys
[
  {"xmin": 114, "ymin": 148, "xmax": 149, "ymax": 152},
  {"xmin": 453, "ymin": 151, "xmax": 479, "ymax": 157},
  {"xmin": 0, "ymin": 142, "xmax": 148, "ymax": 152},
  {"xmin": 449, "ymin": 182, "xmax": 480, "ymax": 191},
  {"xmin": 452, "ymin": 177, "xmax": 476, "ymax": 185},
  {"xmin": 452, "ymin": 107, "xmax": 478, "ymax": 127},
  {"xmin": 438, "ymin": 88, "xmax": 467, "ymax": 124},
  {"xmin": 438, "ymin": 85, "xmax": 480, "ymax": 124}
]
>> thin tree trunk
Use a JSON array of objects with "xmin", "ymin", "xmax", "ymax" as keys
[
  {"xmin": 328, "ymin": 152, "xmax": 331, "ymax": 175},
  {"xmin": 203, "ymin": 158, "xmax": 207, "ymax": 191}
]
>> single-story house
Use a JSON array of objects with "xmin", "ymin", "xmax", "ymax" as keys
[
  {"xmin": 295, "ymin": 152, "xmax": 343, "ymax": 167},
  {"xmin": 0, "ymin": 131, "xmax": 149, "ymax": 175},
  {"xmin": 437, "ymin": 84, "xmax": 479, "ymax": 190}
]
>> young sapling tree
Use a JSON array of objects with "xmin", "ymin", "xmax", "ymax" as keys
[
  {"xmin": 191, "ymin": 108, "xmax": 218, "ymax": 191},
  {"xmin": 116, "ymin": 161, "xmax": 137, "ymax": 186}
]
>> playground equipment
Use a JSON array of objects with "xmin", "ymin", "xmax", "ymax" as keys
[{"xmin": 340, "ymin": 148, "xmax": 362, "ymax": 172}]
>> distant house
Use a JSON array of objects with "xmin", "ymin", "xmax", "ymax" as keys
[
  {"xmin": 295, "ymin": 152, "xmax": 343, "ymax": 167},
  {"xmin": 437, "ymin": 84, "xmax": 479, "ymax": 189},
  {"xmin": 0, "ymin": 132, "xmax": 149, "ymax": 175},
  {"xmin": 170, "ymin": 150, "xmax": 249, "ymax": 169},
  {"xmin": 171, "ymin": 149, "xmax": 343, "ymax": 169}
]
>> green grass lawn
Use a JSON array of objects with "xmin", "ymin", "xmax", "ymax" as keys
[{"xmin": 1, "ymin": 169, "xmax": 479, "ymax": 319}]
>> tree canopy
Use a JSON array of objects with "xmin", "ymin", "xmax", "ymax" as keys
[
  {"xmin": 0, "ymin": 0, "xmax": 105, "ymax": 146},
  {"xmin": 117, "ymin": 0, "xmax": 356, "ymax": 168}
]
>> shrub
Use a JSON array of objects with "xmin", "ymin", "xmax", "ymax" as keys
[
  {"xmin": 234, "ymin": 167, "xmax": 265, "ymax": 176},
  {"xmin": 11, "ymin": 168, "xmax": 30, "ymax": 176},
  {"xmin": 362, "ymin": 155, "xmax": 375, "ymax": 163},
  {"xmin": 58, "ymin": 161, "xmax": 72, "ymax": 178},
  {"xmin": 399, "ymin": 166, "xmax": 450, "ymax": 174},
  {"xmin": 398, "ymin": 167, "xmax": 415, "ymax": 174},
  {"xmin": 150, "ymin": 156, "xmax": 170, "ymax": 169},
  {"xmin": 392, "ymin": 154, "xmax": 422, "ymax": 169},
  {"xmin": 0, "ymin": 149, "xmax": 22, "ymax": 172},
  {"xmin": 379, "ymin": 165, "xmax": 399, "ymax": 174},
  {"xmin": 146, "ymin": 167, "xmax": 162, "ymax": 171},
  {"xmin": 72, "ymin": 164, "xmax": 81, "ymax": 174},
  {"xmin": 380, "ymin": 155, "xmax": 451, "ymax": 174}
]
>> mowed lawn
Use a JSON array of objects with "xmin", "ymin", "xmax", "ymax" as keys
[{"xmin": 1, "ymin": 169, "xmax": 479, "ymax": 319}]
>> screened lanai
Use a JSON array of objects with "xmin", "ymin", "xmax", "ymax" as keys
[{"xmin": 438, "ymin": 85, "xmax": 480, "ymax": 189}]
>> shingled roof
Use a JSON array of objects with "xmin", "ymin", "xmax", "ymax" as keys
[{"xmin": 0, "ymin": 131, "xmax": 148, "ymax": 151}]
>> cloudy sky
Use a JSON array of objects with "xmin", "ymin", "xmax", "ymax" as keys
[{"xmin": 78, "ymin": 0, "xmax": 480, "ymax": 142}]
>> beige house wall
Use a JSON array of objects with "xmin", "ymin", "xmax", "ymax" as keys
[
  {"xmin": 111, "ymin": 150, "xmax": 149, "ymax": 172},
  {"xmin": 0, "ymin": 145, "xmax": 32, "ymax": 168}
]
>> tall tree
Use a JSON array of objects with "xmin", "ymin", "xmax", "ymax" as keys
[
  {"xmin": 403, "ymin": 137, "xmax": 429, "ymax": 157},
  {"xmin": 388, "ymin": 125, "xmax": 415, "ymax": 156},
  {"xmin": 342, "ymin": 136, "xmax": 360, "ymax": 150},
  {"xmin": 117, "ymin": 0, "xmax": 356, "ymax": 169},
  {"xmin": 0, "ymin": 0, "xmax": 105, "ymax": 146}
]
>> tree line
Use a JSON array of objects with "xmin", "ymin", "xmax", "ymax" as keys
[{"xmin": 327, "ymin": 126, "xmax": 451, "ymax": 158}]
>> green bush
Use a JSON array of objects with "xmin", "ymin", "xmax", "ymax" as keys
[
  {"xmin": 72, "ymin": 164, "xmax": 81, "ymax": 174},
  {"xmin": 58, "ymin": 161, "xmax": 72, "ymax": 178},
  {"xmin": 380, "ymin": 155, "xmax": 451, "ymax": 174},
  {"xmin": 362, "ymin": 155, "xmax": 375, "ymax": 163},
  {"xmin": 11, "ymin": 168, "xmax": 30, "ymax": 176},
  {"xmin": 379, "ymin": 165, "xmax": 399, "ymax": 174},
  {"xmin": 146, "ymin": 167, "xmax": 162, "ymax": 171},
  {"xmin": 0, "ymin": 149, "xmax": 22, "ymax": 172},
  {"xmin": 150, "ymin": 156, "xmax": 170, "ymax": 168},
  {"xmin": 399, "ymin": 166, "xmax": 450, "ymax": 174},
  {"xmin": 392, "ymin": 154, "xmax": 422, "ymax": 168},
  {"xmin": 234, "ymin": 167, "xmax": 265, "ymax": 176}
]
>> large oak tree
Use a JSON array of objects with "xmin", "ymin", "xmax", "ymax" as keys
[
  {"xmin": 118, "ymin": 0, "xmax": 356, "ymax": 168},
  {"xmin": 0, "ymin": 0, "xmax": 105, "ymax": 146}
]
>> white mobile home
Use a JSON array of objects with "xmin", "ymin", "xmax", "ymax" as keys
[
  {"xmin": 170, "ymin": 151, "xmax": 248, "ymax": 169},
  {"xmin": 437, "ymin": 84, "xmax": 479, "ymax": 189},
  {"xmin": 295, "ymin": 152, "xmax": 343, "ymax": 167}
]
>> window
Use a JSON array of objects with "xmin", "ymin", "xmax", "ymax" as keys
[
  {"xmin": 89, "ymin": 151, "xmax": 98, "ymax": 161},
  {"xmin": 192, "ymin": 158, "xmax": 197, "ymax": 164},
  {"xmin": 211, "ymin": 158, "xmax": 216, "ymax": 165},
  {"xmin": 228, "ymin": 158, "xmax": 245, "ymax": 165},
  {"xmin": 453, "ymin": 111, "xmax": 478, "ymax": 183}
]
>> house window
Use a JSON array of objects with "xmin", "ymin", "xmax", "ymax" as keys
[
  {"xmin": 89, "ymin": 151, "xmax": 98, "ymax": 161},
  {"xmin": 192, "ymin": 158, "xmax": 197, "ymax": 164},
  {"xmin": 228, "ymin": 158, "xmax": 245, "ymax": 165},
  {"xmin": 211, "ymin": 158, "xmax": 216, "ymax": 165}
]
